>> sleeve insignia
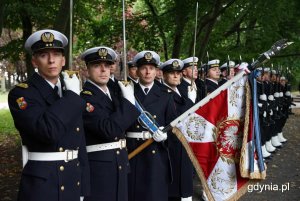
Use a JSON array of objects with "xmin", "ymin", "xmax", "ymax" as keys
[
  {"xmin": 16, "ymin": 97, "xmax": 28, "ymax": 110},
  {"xmin": 16, "ymin": 83, "xmax": 28, "ymax": 88},
  {"xmin": 86, "ymin": 103, "xmax": 95, "ymax": 112},
  {"xmin": 82, "ymin": 91, "xmax": 93, "ymax": 95}
]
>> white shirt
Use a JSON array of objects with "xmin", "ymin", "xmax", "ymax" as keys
[
  {"xmin": 139, "ymin": 82, "xmax": 154, "ymax": 95},
  {"xmin": 163, "ymin": 82, "xmax": 181, "ymax": 97},
  {"xmin": 37, "ymin": 72, "xmax": 62, "ymax": 97},
  {"xmin": 110, "ymin": 74, "xmax": 115, "ymax": 82},
  {"xmin": 87, "ymin": 79, "xmax": 112, "ymax": 100},
  {"xmin": 206, "ymin": 78, "xmax": 219, "ymax": 85}
]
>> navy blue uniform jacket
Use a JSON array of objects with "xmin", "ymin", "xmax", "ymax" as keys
[
  {"xmin": 126, "ymin": 83, "xmax": 177, "ymax": 201},
  {"xmin": 160, "ymin": 85, "xmax": 194, "ymax": 198},
  {"xmin": 205, "ymin": 78, "xmax": 219, "ymax": 94},
  {"xmin": 8, "ymin": 73, "xmax": 90, "ymax": 201},
  {"xmin": 80, "ymin": 81, "xmax": 140, "ymax": 201},
  {"xmin": 178, "ymin": 79, "xmax": 203, "ymax": 103}
]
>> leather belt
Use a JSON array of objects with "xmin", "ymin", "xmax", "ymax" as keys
[
  {"xmin": 126, "ymin": 131, "xmax": 152, "ymax": 139},
  {"xmin": 86, "ymin": 139, "xmax": 126, "ymax": 153},
  {"xmin": 28, "ymin": 150, "xmax": 78, "ymax": 162}
]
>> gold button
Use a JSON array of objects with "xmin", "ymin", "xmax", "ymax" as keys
[
  {"xmin": 59, "ymin": 166, "xmax": 64, "ymax": 171},
  {"xmin": 152, "ymin": 150, "xmax": 156, "ymax": 154},
  {"xmin": 114, "ymin": 137, "xmax": 118, "ymax": 141},
  {"xmin": 77, "ymin": 181, "xmax": 80, "ymax": 186},
  {"xmin": 61, "ymin": 185, "xmax": 65, "ymax": 191},
  {"xmin": 77, "ymin": 162, "xmax": 80, "ymax": 167},
  {"xmin": 77, "ymin": 147, "xmax": 79, "ymax": 150},
  {"xmin": 116, "ymin": 150, "xmax": 120, "ymax": 155},
  {"xmin": 76, "ymin": 127, "xmax": 80, "ymax": 132},
  {"xmin": 153, "ymin": 115, "xmax": 157, "ymax": 119},
  {"xmin": 136, "ymin": 125, "xmax": 140, "ymax": 128},
  {"xmin": 59, "ymin": 147, "xmax": 64, "ymax": 152},
  {"xmin": 118, "ymin": 165, "xmax": 122, "ymax": 170}
]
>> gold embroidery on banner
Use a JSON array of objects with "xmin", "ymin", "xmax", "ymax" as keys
[
  {"xmin": 185, "ymin": 115, "xmax": 206, "ymax": 141},
  {"xmin": 210, "ymin": 167, "xmax": 236, "ymax": 195}
]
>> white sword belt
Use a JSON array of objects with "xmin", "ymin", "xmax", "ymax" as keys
[
  {"xmin": 86, "ymin": 139, "xmax": 126, "ymax": 153},
  {"xmin": 28, "ymin": 149, "xmax": 78, "ymax": 162},
  {"xmin": 126, "ymin": 131, "xmax": 152, "ymax": 139}
]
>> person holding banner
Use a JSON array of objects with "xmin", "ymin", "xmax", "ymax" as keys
[
  {"xmin": 126, "ymin": 50, "xmax": 177, "ymax": 201},
  {"xmin": 80, "ymin": 46, "xmax": 140, "ymax": 201},
  {"xmin": 8, "ymin": 29, "xmax": 90, "ymax": 201},
  {"xmin": 159, "ymin": 59, "xmax": 195, "ymax": 201}
]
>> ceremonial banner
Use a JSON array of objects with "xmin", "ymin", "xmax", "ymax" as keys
[{"xmin": 173, "ymin": 74, "xmax": 255, "ymax": 201}]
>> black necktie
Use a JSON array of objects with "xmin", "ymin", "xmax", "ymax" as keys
[
  {"xmin": 54, "ymin": 86, "xmax": 60, "ymax": 99},
  {"xmin": 144, "ymin": 88, "xmax": 149, "ymax": 95}
]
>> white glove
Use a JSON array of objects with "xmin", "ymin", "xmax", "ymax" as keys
[
  {"xmin": 62, "ymin": 71, "xmax": 81, "ymax": 95},
  {"xmin": 238, "ymin": 62, "xmax": 250, "ymax": 73},
  {"xmin": 118, "ymin": 81, "xmax": 135, "ymax": 105},
  {"xmin": 153, "ymin": 127, "xmax": 167, "ymax": 142},
  {"xmin": 80, "ymin": 196, "xmax": 84, "ymax": 201},
  {"xmin": 187, "ymin": 86, "xmax": 197, "ymax": 103}
]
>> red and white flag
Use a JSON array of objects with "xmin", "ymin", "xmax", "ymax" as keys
[{"xmin": 174, "ymin": 73, "xmax": 252, "ymax": 201}]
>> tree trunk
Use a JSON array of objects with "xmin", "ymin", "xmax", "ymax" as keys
[
  {"xmin": 0, "ymin": 0, "xmax": 6, "ymax": 36},
  {"xmin": 171, "ymin": 0, "xmax": 189, "ymax": 58},
  {"xmin": 20, "ymin": 1, "xmax": 33, "ymax": 77},
  {"xmin": 54, "ymin": 0, "xmax": 71, "ymax": 69},
  {"xmin": 144, "ymin": 0, "xmax": 168, "ymax": 60}
]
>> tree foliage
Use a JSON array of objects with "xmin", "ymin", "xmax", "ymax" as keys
[{"xmin": 0, "ymin": 0, "xmax": 299, "ymax": 87}]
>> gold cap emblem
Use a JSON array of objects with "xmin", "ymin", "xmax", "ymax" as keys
[
  {"xmin": 172, "ymin": 60, "xmax": 179, "ymax": 68},
  {"xmin": 41, "ymin": 32, "xmax": 55, "ymax": 43},
  {"xmin": 98, "ymin": 48, "xmax": 108, "ymax": 58},
  {"xmin": 144, "ymin": 52, "xmax": 153, "ymax": 61}
]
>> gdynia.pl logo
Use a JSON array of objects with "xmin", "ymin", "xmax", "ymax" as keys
[{"xmin": 248, "ymin": 182, "xmax": 290, "ymax": 193}]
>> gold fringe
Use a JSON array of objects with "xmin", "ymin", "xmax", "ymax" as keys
[
  {"xmin": 172, "ymin": 127, "xmax": 215, "ymax": 201},
  {"xmin": 240, "ymin": 81, "xmax": 251, "ymax": 178},
  {"xmin": 239, "ymin": 80, "xmax": 266, "ymax": 180}
]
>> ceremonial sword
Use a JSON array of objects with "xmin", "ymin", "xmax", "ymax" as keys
[{"xmin": 191, "ymin": 2, "xmax": 199, "ymax": 87}]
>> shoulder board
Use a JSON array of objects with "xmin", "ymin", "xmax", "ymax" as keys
[
  {"xmin": 82, "ymin": 90, "xmax": 93, "ymax": 95},
  {"xmin": 16, "ymin": 83, "xmax": 28, "ymax": 89}
]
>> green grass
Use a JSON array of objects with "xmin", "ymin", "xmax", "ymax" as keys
[
  {"xmin": 0, "ymin": 109, "xmax": 18, "ymax": 136},
  {"xmin": 0, "ymin": 91, "xmax": 8, "ymax": 103}
]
